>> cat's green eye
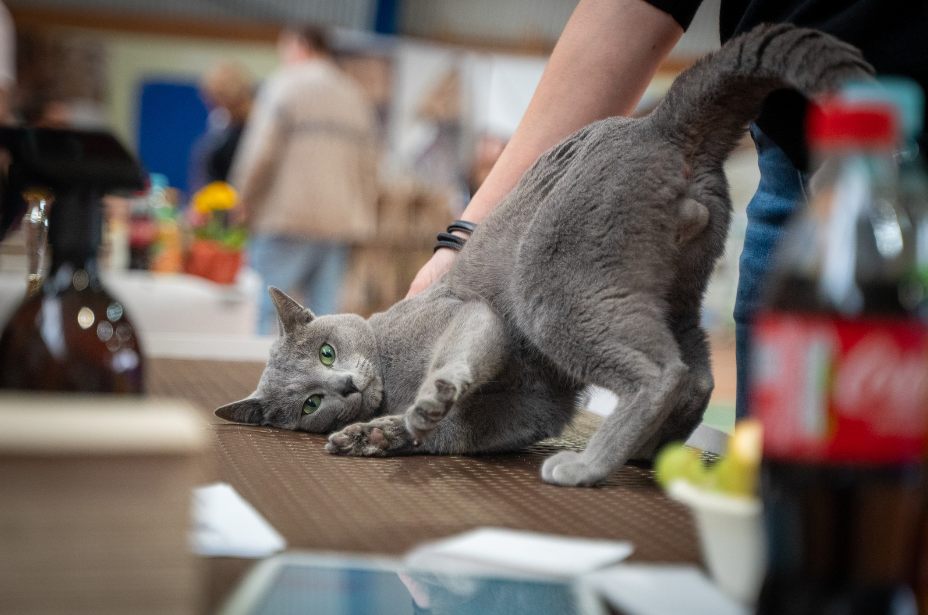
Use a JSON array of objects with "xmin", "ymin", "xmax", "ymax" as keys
[
  {"xmin": 303, "ymin": 394, "xmax": 323, "ymax": 414},
  {"xmin": 319, "ymin": 344, "xmax": 336, "ymax": 366}
]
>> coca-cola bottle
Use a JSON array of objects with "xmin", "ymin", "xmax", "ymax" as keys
[
  {"xmin": 752, "ymin": 100, "xmax": 928, "ymax": 614},
  {"xmin": 842, "ymin": 78, "xmax": 928, "ymax": 615}
]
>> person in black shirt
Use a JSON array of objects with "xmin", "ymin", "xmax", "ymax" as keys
[
  {"xmin": 650, "ymin": 0, "xmax": 928, "ymax": 416},
  {"xmin": 405, "ymin": 0, "xmax": 928, "ymax": 420}
]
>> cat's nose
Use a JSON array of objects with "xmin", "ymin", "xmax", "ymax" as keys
[{"xmin": 337, "ymin": 375, "xmax": 359, "ymax": 397}]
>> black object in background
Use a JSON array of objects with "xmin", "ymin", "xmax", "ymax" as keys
[{"xmin": 0, "ymin": 128, "xmax": 147, "ymax": 393}]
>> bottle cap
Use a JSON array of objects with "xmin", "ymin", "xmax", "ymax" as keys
[
  {"xmin": 806, "ymin": 99, "xmax": 899, "ymax": 149},
  {"xmin": 149, "ymin": 172, "xmax": 170, "ymax": 191},
  {"xmin": 840, "ymin": 76, "xmax": 924, "ymax": 139}
]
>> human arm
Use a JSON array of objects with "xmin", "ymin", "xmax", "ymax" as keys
[{"xmin": 405, "ymin": 0, "xmax": 684, "ymax": 298}]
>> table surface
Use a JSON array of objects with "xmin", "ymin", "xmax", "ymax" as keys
[{"xmin": 147, "ymin": 357, "xmax": 702, "ymax": 612}]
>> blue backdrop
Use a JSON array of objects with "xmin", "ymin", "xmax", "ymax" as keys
[{"xmin": 137, "ymin": 80, "xmax": 209, "ymax": 194}]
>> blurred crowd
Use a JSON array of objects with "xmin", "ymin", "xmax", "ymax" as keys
[{"xmin": 0, "ymin": 2, "xmax": 507, "ymax": 333}]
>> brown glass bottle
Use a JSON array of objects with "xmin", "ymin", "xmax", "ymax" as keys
[
  {"xmin": 753, "ymin": 102, "xmax": 927, "ymax": 614},
  {"xmin": 0, "ymin": 188, "xmax": 144, "ymax": 393}
]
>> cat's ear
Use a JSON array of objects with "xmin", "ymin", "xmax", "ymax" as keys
[
  {"xmin": 268, "ymin": 286, "xmax": 315, "ymax": 336},
  {"xmin": 215, "ymin": 397, "xmax": 264, "ymax": 424}
]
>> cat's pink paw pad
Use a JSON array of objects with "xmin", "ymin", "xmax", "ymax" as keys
[
  {"xmin": 329, "ymin": 433, "xmax": 350, "ymax": 446},
  {"xmin": 433, "ymin": 379, "xmax": 457, "ymax": 404},
  {"xmin": 367, "ymin": 428, "xmax": 387, "ymax": 449},
  {"xmin": 326, "ymin": 417, "xmax": 410, "ymax": 457}
]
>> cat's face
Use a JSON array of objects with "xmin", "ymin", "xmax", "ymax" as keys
[{"xmin": 215, "ymin": 288, "xmax": 383, "ymax": 432}]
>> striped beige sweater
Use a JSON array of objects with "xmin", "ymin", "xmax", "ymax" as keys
[{"xmin": 231, "ymin": 59, "xmax": 379, "ymax": 243}]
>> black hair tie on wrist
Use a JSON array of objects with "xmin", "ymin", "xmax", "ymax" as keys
[
  {"xmin": 433, "ymin": 221, "xmax": 478, "ymax": 253},
  {"xmin": 434, "ymin": 232, "xmax": 466, "ymax": 253},
  {"xmin": 446, "ymin": 220, "xmax": 477, "ymax": 236}
]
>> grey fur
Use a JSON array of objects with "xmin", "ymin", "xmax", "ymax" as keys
[{"xmin": 216, "ymin": 24, "xmax": 873, "ymax": 486}]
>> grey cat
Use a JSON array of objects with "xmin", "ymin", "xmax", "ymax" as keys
[{"xmin": 216, "ymin": 24, "xmax": 873, "ymax": 486}]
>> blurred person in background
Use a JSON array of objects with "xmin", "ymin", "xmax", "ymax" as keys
[
  {"xmin": 231, "ymin": 24, "xmax": 378, "ymax": 335},
  {"xmin": 189, "ymin": 62, "xmax": 254, "ymax": 192}
]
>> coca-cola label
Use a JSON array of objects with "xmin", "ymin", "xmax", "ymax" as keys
[{"xmin": 752, "ymin": 312, "xmax": 928, "ymax": 464}]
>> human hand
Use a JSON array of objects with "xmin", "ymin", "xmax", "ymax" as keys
[{"xmin": 405, "ymin": 248, "xmax": 458, "ymax": 299}]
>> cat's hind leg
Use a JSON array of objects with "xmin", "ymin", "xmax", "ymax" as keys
[
  {"xmin": 405, "ymin": 300, "xmax": 509, "ymax": 441},
  {"xmin": 629, "ymin": 323, "xmax": 714, "ymax": 460},
  {"xmin": 529, "ymin": 300, "xmax": 689, "ymax": 486}
]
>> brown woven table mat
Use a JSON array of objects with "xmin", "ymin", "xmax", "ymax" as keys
[{"xmin": 148, "ymin": 357, "xmax": 701, "ymax": 573}]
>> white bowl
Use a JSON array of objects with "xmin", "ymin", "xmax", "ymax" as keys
[{"xmin": 668, "ymin": 480, "xmax": 766, "ymax": 605}]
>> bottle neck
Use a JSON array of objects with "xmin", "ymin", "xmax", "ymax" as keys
[
  {"xmin": 807, "ymin": 146, "xmax": 898, "ymax": 218},
  {"xmin": 810, "ymin": 143, "xmax": 898, "ymax": 167},
  {"xmin": 48, "ymin": 187, "xmax": 103, "ymax": 275},
  {"xmin": 767, "ymin": 143, "xmax": 914, "ymax": 317}
]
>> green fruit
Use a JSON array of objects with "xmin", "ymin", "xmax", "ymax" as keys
[
  {"xmin": 685, "ymin": 455, "xmax": 709, "ymax": 486},
  {"xmin": 707, "ymin": 456, "xmax": 757, "ymax": 497},
  {"xmin": 655, "ymin": 443, "xmax": 705, "ymax": 488}
]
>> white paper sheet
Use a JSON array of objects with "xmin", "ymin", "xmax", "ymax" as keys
[
  {"xmin": 191, "ymin": 482, "xmax": 286, "ymax": 558},
  {"xmin": 405, "ymin": 527, "xmax": 633, "ymax": 578},
  {"xmin": 582, "ymin": 564, "xmax": 749, "ymax": 615}
]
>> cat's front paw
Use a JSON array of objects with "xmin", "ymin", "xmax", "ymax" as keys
[
  {"xmin": 325, "ymin": 416, "xmax": 411, "ymax": 457},
  {"xmin": 541, "ymin": 451, "xmax": 611, "ymax": 487},
  {"xmin": 405, "ymin": 378, "xmax": 459, "ymax": 440}
]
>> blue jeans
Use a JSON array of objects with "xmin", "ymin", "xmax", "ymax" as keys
[
  {"xmin": 249, "ymin": 235, "xmax": 350, "ymax": 335},
  {"xmin": 734, "ymin": 125, "xmax": 808, "ymax": 419}
]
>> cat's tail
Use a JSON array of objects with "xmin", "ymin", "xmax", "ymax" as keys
[{"xmin": 650, "ymin": 23, "xmax": 874, "ymax": 163}]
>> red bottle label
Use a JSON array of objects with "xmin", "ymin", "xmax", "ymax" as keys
[{"xmin": 752, "ymin": 312, "xmax": 928, "ymax": 464}]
